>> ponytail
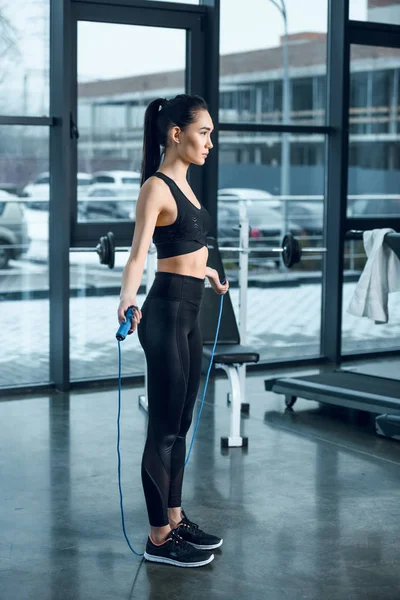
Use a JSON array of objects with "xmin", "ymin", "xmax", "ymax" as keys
[
  {"xmin": 140, "ymin": 94, "xmax": 208, "ymax": 186},
  {"xmin": 140, "ymin": 98, "xmax": 166, "ymax": 186}
]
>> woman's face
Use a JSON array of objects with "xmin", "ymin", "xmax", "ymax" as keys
[{"xmin": 173, "ymin": 109, "xmax": 214, "ymax": 165}]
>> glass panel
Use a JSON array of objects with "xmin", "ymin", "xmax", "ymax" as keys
[
  {"xmin": 347, "ymin": 45, "xmax": 400, "ymax": 218},
  {"xmin": 77, "ymin": 21, "xmax": 186, "ymax": 224},
  {"xmin": 0, "ymin": 126, "xmax": 49, "ymax": 388},
  {"xmin": 71, "ymin": 22, "xmax": 186, "ymax": 380},
  {"xmin": 350, "ymin": 0, "xmax": 400, "ymax": 26},
  {"xmin": 219, "ymin": 0, "xmax": 328, "ymax": 125},
  {"xmin": 341, "ymin": 239, "xmax": 400, "ymax": 353},
  {"xmin": 218, "ymin": 132, "xmax": 326, "ymax": 361},
  {"xmin": 0, "ymin": 1, "xmax": 49, "ymax": 116},
  {"xmin": 69, "ymin": 250, "xmax": 147, "ymax": 381}
]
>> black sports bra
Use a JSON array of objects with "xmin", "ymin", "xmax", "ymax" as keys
[{"xmin": 152, "ymin": 172, "xmax": 211, "ymax": 259}]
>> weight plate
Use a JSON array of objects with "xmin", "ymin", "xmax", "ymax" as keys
[
  {"xmin": 282, "ymin": 233, "xmax": 302, "ymax": 268},
  {"xmin": 99, "ymin": 235, "xmax": 108, "ymax": 266},
  {"xmin": 107, "ymin": 231, "xmax": 115, "ymax": 269}
]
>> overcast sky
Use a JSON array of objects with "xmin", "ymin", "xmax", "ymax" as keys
[
  {"xmin": 8, "ymin": 0, "xmax": 367, "ymax": 80},
  {"xmin": 2, "ymin": 0, "xmax": 368, "ymax": 112},
  {"xmin": 76, "ymin": 0, "xmax": 367, "ymax": 81}
]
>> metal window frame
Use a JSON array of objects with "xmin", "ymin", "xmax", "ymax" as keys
[
  {"xmin": 217, "ymin": 1, "xmax": 336, "ymax": 364},
  {"xmin": 70, "ymin": 1, "xmax": 208, "ymax": 247},
  {"xmin": 320, "ymin": 0, "xmax": 350, "ymax": 365},
  {"xmin": 219, "ymin": 123, "xmax": 332, "ymax": 134},
  {"xmin": 349, "ymin": 19, "xmax": 400, "ymax": 48},
  {"xmin": 4, "ymin": 0, "xmax": 400, "ymax": 395},
  {"xmin": 50, "ymin": 0, "xmax": 73, "ymax": 390},
  {"xmin": 216, "ymin": 3, "xmax": 400, "ymax": 368},
  {"xmin": 337, "ymin": 16, "xmax": 400, "ymax": 362},
  {"xmin": 75, "ymin": 0, "xmax": 202, "ymax": 10},
  {"xmin": 47, "ymin": 0, "xmax": 214, "ymax": 391},
  {"xmin": 0, "ymin": 117, "xmax": 55, "ymax": 125}
]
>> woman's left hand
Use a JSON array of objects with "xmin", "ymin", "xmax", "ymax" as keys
[{"xmin": 208, "ymin": 269, "xmax": 229, "ymax": 295}]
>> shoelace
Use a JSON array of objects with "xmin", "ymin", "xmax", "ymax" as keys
[
  {"xmin": 168, "ymin": 529, "xmax": 192, "ymax": 553},
  {"xmin": 180, "ymin": 517, "xmax": 201, "ymax": 534}
]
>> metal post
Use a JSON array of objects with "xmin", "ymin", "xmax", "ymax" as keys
[
  {"xmin": 391, "ymin": 69, "xmax": 399, "ymax": 136},
  {"xmin": 238, "ymin": 201, "xmax": 249, "ymax": 345},
  {"xmin": 321, "ymin": 0, "xmax": 349, "ymax": 364},
  {"xmin": 281, "ymin": 1, "xmax": 290, "ymax": 236},
  {"xmin": 267, "ymin": 0, "xmax": 291, "ymax": 258},
  {"xmin": 49, "ymin": 0, "xmax": 72, "ymax": 391},
  {"xmin": 238, "ymin": 201, "xmax": 249, "ymax": 407},
  {"xmin": 349, "ymin": 239, "xmax": 355, "ymax": 271},
  {"xmin": 200, "ymin": 0, "xmax": 220, "ymax": 239}
]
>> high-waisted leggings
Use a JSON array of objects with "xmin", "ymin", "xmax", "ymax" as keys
[{"xmin": 137, "ymin": 271, "xmax": 205, "ymax": 527}]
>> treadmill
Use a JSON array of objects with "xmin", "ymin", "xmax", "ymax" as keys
[{"xmin": 265, "ymin": 231, "xmax": 400, "ymax": 441}]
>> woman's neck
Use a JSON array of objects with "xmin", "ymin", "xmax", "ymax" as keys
[{"xmin": 158, "ymin": 155, "xmax": 189, "ymax": 183}]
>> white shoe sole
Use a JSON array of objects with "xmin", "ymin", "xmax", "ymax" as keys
[
  {"xmin": 144, "ymin": 551, "xmax": 215, "ymax": 568},
  {"xmin": 188, "ymin": 539, "xmax": 223, "ymax": 550}
]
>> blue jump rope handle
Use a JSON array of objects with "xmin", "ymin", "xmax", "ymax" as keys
[{"xmin": 116, "ymin": 306, "xmax": 136, "ymax": 341}]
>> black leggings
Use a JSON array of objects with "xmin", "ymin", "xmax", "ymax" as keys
[{"xmin": 137, "ymin": 271, "xmax": 205, "ymax": 527}]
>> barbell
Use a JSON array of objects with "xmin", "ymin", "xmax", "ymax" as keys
[{"xmin": 69, "ymin": 231, "xmax": 328, "ymax": 269}]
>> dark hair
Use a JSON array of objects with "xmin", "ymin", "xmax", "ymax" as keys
[{"xmin": 140, "ymin": 94, "xmax": 208, "ymax": 186}]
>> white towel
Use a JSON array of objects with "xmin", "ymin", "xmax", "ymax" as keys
[{"xmin": 347, "ymin": 228, "xmax": 400, "ymax": 324}]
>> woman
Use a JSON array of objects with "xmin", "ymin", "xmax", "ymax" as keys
[{"xmin": 117, "ymin": 94, "xmax": 229, "ymax": 568}]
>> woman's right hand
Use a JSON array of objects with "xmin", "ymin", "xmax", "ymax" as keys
[{"xmin": 117, "ymin": 298, "xmax": 142, "ymax": 335}]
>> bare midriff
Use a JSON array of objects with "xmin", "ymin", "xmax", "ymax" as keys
[{"xmin": 157, "ymin": 245, "xmax": 209, "ymax": 280}]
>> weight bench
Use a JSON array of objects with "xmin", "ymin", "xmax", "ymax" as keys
[{"xmin": 200, "ymin": 237, "xmax": 260, "ymax": 448}]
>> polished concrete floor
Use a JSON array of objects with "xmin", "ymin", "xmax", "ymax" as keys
[{"xmin": 1, "ymin": 365, "xmax": 400, "ymax": 600}]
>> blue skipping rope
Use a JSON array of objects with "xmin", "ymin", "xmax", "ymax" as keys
[{"xmin": 115, "ymin": 279, "xmax": 226, "ymax": 556}]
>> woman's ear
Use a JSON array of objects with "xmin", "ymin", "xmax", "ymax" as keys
[{"xmin": 171, "ymin": 126, "xmax": 181, "ymax": 145}]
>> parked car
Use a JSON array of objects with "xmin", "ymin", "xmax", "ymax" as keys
[
  {"xmin": 0, "ymin": 190, "xmax": 30, "ymax": 269},
  {"xmin": 91, "ymin": 170, "xmax": 141, "ymax": 186},
  {"xmin": 0, "ymin": 183, "xmax": 24, "ymax": 196},
  {"xmin": 79, "ymin": 184, "xmax": 140, "ymax": 221},
  {"xmin": 22, "ymin": 172, "xmax": 92, "ymax": 210},
  {"xmin": 283, "ymin": 200, "xmax": 324, "ymax": 236},
  {"xmin": 218, "ymin": 187, "xmax": 323, "ymax": 235},
  {"xmin": 218, "ymin": 187, "xmax": 280, "ymax": 209},
  {"xmin": 218, "ymin": 201, "xmax": 301, "ymax": 263},
  {"xmin": 348, "ymin": 197, "xmax": 400, "ymax": 218}
]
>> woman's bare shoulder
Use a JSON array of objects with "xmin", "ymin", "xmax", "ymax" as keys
[
  {"xmin": 138, "ymin": 175, "xmax": 170, "ymax": 207},
  {"xmin": 141, "ymin": 174, "xmax": 169, "ymax": 194}
]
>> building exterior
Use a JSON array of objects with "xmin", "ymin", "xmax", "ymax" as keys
[
  {"xmin": 368, "ymin": 0, "xmax": 400, "ymax": 22},
  {"xmin": 77, "ymin": 26, "xmax": 400, "ymax": 195}
]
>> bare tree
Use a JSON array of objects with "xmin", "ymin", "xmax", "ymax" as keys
[{"xmin": 0, "ymin": 3, "xmax": 21, "ymax": 86}]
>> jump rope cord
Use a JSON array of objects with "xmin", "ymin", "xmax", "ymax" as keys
[
  {"xmin": 117, "ymin": 340, "xmax": 144, "ymax": 557},
  {"xmin": 184, "ymin": 289, "xmax": 225, "ymax": 466},
  {"xmin": 117, "ymin": 282, "xmax": 226, "ymax": 556}
]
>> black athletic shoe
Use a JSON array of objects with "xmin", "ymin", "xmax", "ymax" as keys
[
  {"xmin": 144, "ymin": 529, "xmax": 214, "ymax": 568},
  {"xmin": 176, "ymin": 509, "xmax": 223, "ymax": 550}
]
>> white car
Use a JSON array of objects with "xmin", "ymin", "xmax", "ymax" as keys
[
  {"xmin": 91, "ymin": 170, "xmax": 141, "ymax": 186},
  {"xmin": 0, "ymin": 190, "xmax": 29, "ymax": 268},
  {"xmin": 80, "ymin": 183, "xmax": 140, "ymax": 221},
  {"xmin": 22, "ymin": 172, "xmax": 92, "ymax": 210},
  {"xmin": 218, "ymin": 187, "xmax": 280, "ymax": 209}
]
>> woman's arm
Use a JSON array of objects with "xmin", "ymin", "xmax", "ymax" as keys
[
  {"xmin": 205, "ymin": 266, "xmax": 218, "ymax": 281},
  {"xmin": 117, "ymin": 177, "xmax": 164, "ymax": 330},
  {"xmin": 205, "ymin": 266, "xmax": 230, "ymax": 295}
]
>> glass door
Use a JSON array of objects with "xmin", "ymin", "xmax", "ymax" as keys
[
  {"xmin": 69, "ymin": 3, "xmax": 205, "ymax": 381},
  {"xmin": 76, "ymin": 21, "xmax": 187, "ymax": 228},
  {"xmin": 71, "ymin": 2, "xmax": 205, "ymax": 246}
]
